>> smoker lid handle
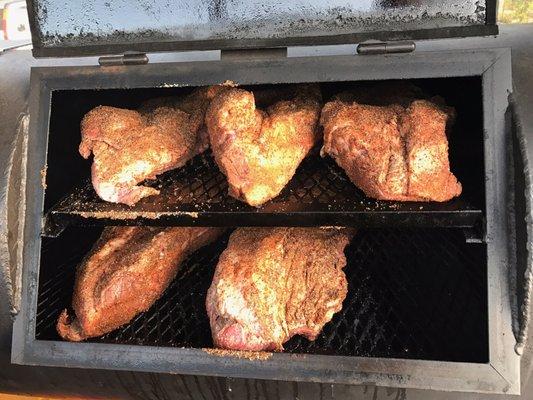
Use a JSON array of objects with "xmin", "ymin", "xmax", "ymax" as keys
[
  {"xmin": 1, "ymin": 113, "xmax": 29, "ymax": 316},
  {"xmin": 510, "ymin": 93, "xmax": 533, "ymax": 356}
]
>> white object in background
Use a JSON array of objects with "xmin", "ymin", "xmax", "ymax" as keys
[{"xmin": 2, "ymin": 0, "xmax": 30, "ymax": 41}]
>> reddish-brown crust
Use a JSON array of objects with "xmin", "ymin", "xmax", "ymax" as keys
[
  {"xmin": 206, "ymin": 227, "xmax": 355, "ymax": 351},
  {"xmin": 57, "ymin": 226, "xmax": 224, "ymax": 341},
  {"xmin": 205, "ymin": 85, "xmax": 322, "ymax": 207},
  {"xmin": 402, "ymin": 100, "xmax": 462, "ymax": 201},
  {"xmin": 79, "ymin": 86, "xmax": 228, "ymax": 206},
  {"xmin": 320, "ymin": 95, "xmax": 461, "ymax": 202}
]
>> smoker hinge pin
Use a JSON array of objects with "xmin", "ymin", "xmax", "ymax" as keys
[
  {"xmin": 98, "ymin": 52, "xmax": 149, "ymax": 66},
  {"xmin": 357, "ymin": 41, "xmax": 415, "ymax": 55}
]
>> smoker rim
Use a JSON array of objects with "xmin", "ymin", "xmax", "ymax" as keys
[{"xmin": 11, "ymin": 48, "xmax": 519, "ymax": 394}]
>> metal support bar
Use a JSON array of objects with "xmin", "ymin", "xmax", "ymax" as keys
[{"xmin": 463, "ymin": 226, "xmax": 484, "ymax": 243}]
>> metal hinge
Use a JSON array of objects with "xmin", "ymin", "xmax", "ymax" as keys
[
  {"xmin": 357, "ymin": 41, "xmax": 415, "ymax": 55},
  {"xmin": 98, "ymin": 52, "xmax": 149, "ymax": 66}
]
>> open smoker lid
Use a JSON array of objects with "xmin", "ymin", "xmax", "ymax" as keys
[{"xmin": 27, "ymin": 0, "xmax": 497, "ymax": 58}]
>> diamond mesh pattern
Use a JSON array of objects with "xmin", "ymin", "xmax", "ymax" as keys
[
  {"xmin": 47, "ymin": 152, "xmax": 481, "ymax": 231},
  {"xmin": 36, "ymin": 228, "xmax": 487, "ymax": 363}
]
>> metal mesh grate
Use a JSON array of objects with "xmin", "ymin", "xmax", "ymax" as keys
[
  {"xmin": 35, "ymin": 228, "xmax": 488, "ymax": 363},
  {"xmin": 44, "ymin": 152, "xmax": 482, "ymax": 236}
]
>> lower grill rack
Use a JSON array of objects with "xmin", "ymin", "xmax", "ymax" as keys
[{"xmin": 36, "ymin": 228, "xmax": 488, "ymax": 363}]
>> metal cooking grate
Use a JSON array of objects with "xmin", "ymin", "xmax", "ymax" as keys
[
  {"xmin": 43, "ymin": 152, "xmax": 482, "ymax": 237},
  {"xmin": 36, "ymin": 228, "xmax": 488, "ymax": 363}
]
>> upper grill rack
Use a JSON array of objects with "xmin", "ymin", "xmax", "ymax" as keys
[
  {"xmin": 36, "ymin": 228, "xmax": 488, "ymax": 363},
  {"xmin": 43, "ymin": 152, "xmax": 482, "ymax": 237}
]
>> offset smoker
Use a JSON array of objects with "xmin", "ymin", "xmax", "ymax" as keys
[{"xmin": 8, "ymin": 0, "xmax": 530, "ymax": 397}]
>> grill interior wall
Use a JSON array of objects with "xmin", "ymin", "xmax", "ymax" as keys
[{"xmin": 36, "ymin": 77, "xmax": 489, "ymax": 363}]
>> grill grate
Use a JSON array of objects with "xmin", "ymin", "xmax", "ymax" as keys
[
  {"xmin": 36, "ymin": 228, "xmax": 488, "ymax": 363},
  {"xmin": 43, "ymin": 152, "xmax": 482, "ymax": 237}
]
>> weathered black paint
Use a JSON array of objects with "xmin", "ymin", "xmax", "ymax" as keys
[
  {"xmin": 26, "ymin": 0, "xmax": 497, "ymax": 57},
  {"xmin": 11, "ymin": 49, "xmax": 518, "ymax": 394}
]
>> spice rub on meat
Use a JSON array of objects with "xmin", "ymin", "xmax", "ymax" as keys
[
  {"xmin": 320, "ymin": 90, "xmax": 461, "ymax": 202},
  {"xmin": 57, "ymin": 226, "xmax": 224, "ymax": 341},
  {"xmin": 206, "ymin": 85, "xmax": 322, "ymax": 207},
  {"xmin": 206, "ymin": 227, "xmax": 354, "ymax": 351},
  {"xmin": 79, "ymin": 86, "xmax": 226, "ymax": 206}
]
